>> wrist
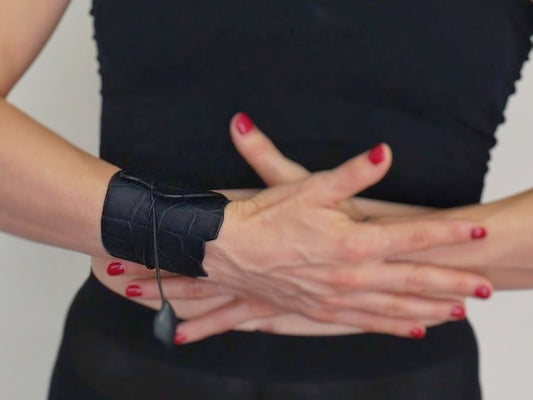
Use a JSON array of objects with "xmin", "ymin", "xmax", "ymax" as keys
[
  {"xmin": 203, "ymin": 200, "xmax": 246, "ymax": 280},
  {"xmin": 100, "ymin": 170, "xmax": 230, "ymax": 277}
]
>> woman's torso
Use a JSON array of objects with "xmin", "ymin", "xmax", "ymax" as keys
[{"xmin": 89, "ymin": 1, "xmax": 533, "ymax": 334}]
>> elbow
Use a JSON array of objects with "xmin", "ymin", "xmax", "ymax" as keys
[
  {"xmin": 0, "ymin": 66, "xmax": 14, "ymax": 99},
  {"xmin": 0, "ymin": 82, "xmax": 9, "ymax": 99}
]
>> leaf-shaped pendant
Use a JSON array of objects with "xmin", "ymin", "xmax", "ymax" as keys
[{"xmin": 153, "ymin": 299, "xmax": 181, "ymax": 348}]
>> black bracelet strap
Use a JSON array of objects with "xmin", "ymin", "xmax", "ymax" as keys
[{"xmin": 101, "ymin": 170, "xmax": 230, "ymax": 277}]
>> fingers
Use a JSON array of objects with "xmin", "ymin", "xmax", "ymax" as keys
[
  {"xmin": 286, "ymin": 262, "xmax": 492, "ymax": 299},
  {"xmin": 324, "ymin": 292, "xmax": 466, "ymax": 322},
  {"xmin": 124, "ymin": 276, "xmax": 229, "ymax": 299},
  {"xmin": 102, "ymin": 259, "xmax": 175, "ymax": 278},
  {"xmin": 229, "ymin": 112, "xmax": 363, "ymax": 219},
  {"xmin": 229, "ymin": 112, "xmax": 310, "ymax": 185},
  {"xmin": 229, "ymin": 112, "xmax": 392, "ymax": 206},
  {"xmin": 174, "ymin": 298, "xmax": 427, "ymax": 345},
  {"xmin": 173, "ymin": 299, "xmax": 279, "ymax": 345},
  {"xmin": 383, "ymin": 263, "xmax": 492, "ymax": 299},
  {"xmin": 338, "ymin": 219, "xmax": 487, "ymax": 264},
  {"xmin": 374, "ymin": 219, "xmax": 488, "ymax": 256},
  {"xmin": 305, "ymin": 143, "xmax": 393, "ymax": 206},
  {"xmin": 297, "ymin": 305, "xmax": 426, "ymax": 339}
]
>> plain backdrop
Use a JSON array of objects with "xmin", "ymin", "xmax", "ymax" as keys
[{"xmin": 0, "ymin": 1, "xmax": 532, "ymax": 399}]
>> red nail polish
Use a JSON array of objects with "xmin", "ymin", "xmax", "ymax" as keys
[
  {"xmin": 471, "ymin": 227, "xmax": 487, "ymax": 240},
  {"xmin": 368, "ymin": 143, "xmax": 385, "ymax": 165},
  {"xmin": 451, "ymin": 305, "xmax": 466, "ymax": 319},
  {"xmin": 106, "ymin": 262, "xmax": 125, "ymax": 276},
  {"xmin": 174, "ymin": 332, "xmax": 187, "ymax": 345},
  {"xmin": 125, "ymin": 285, "xmax": 142, "ymax": 297},
  {"xmin": 475, "ymin": 285, "xmax": 491, "ymax": 299},
  {"xmin": 410, "ymin": 327, "xmax": 426, "ymax": 339},
  {"xmin": 235, "ymin": 112, "xmax": 255, "ymax": 135}
]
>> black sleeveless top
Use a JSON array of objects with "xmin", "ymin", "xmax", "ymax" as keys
[{"xmin": 86, "ymin": 0, "xmax": 533, "ymax": 385}]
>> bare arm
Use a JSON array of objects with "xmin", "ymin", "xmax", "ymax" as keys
[
  {"xmin": 0, "ymin": 0, "xmax": 71, "ymax": 97},
  {"xmin": 0, "ymin": 100, "xmax": 119, "ymax": 254},
  {"xmin": 0, "ymin": 0, "xmax": 118, "ymax": 255}
]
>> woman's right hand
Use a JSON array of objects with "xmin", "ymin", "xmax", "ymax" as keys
[{"xmin": 200, "ymin": 117, "xmax": 492, "ymax": 338}]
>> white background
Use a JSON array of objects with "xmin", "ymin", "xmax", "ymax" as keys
[{"xmin": 0, "ymin": 1, "xmax": 532, "ymax": 399}]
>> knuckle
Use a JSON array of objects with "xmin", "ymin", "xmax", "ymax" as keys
[
  {"xmin": 433, "ymin": 305, "xmax": 452, "ymax": 320},
  {"xmin": 347, "ymin": 271, "xmax": 365, "ymax": 290},
  {"xmin": 384, "ymin": 296, "xmax": 408, "ymax": 317},
  {"xmin": 328, "ymin": 269, "xmax": 364, "ymax": 289},
  {"xmin": 408, "ymin": 226, "xmax": 432, "ymax": 250},
  {"xmin": 361, "ymin": 226, "xmax": 388, "ymax": 257},
  {"xmin": 336, "ymin": 234, "xmax": 370, "ymax": 262},
  {"xmin": 405, "ymin": 267, "xmax": 429, "ymax": 294},
  {"xmin": 449, "ymin": 276, "xmax": 471, "ymax": 295},
  {"xmin": 448, "ymin": 222, "xmax": 466, "ymax": 240},
  {"xmin": 336, "ymin": 235, "xmax": 355, "ymax": 259},
  {"xmin": 185, "ymin": 280, "xmax": 207, "ymax": 298},
  {"xmin": 306, "ymin": 171, "xmax": 330, "ymax": 191}
]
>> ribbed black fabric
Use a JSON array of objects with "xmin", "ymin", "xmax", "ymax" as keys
[{"xmin": 49, "ymin": 1, "xmax": 533, "ymax": 398}]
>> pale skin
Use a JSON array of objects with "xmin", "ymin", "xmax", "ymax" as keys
[{"xmin": 0, "ymin": 0, "xmax": 531, "ymax": 346}]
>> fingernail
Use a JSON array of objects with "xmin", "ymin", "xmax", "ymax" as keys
[
  {"xmin": 368, "ymin": 143, "xmax": 385, "ymax": 165},
  {"xmin": 471, "ymin": 227, "xmax": 487, "ymax": 239},
  {"xmin": 451, "ymin": 305, "xmax": 466, "ymax": 319},
  {"xmin": 235, "ymin": 112, "xmax": 255, "ymax": 135},
  {"xmin": 475, "ymin": 285, "xmax": 491, "ymax": 299},
  {"xmin": 410, "ymin": 327, "xmax": 426, "ymax": 339},
  {"xmin": 174, "ymin": 332, "xmax": 187, "ymax": 345},
  {"xmin": 106, "ymin": 262, "xmax": 125, "ymax": 276},
  {"xmin": 125, "ymin": 284, "xmax": 142, "ymax": 297}
]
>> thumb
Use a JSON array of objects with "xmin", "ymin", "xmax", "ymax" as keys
[{"xmin": 229, "ymin": 112, "xmax": 310, "ymax": 185}]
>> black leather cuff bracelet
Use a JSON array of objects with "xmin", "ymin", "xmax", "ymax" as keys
[{"xmin": 101, "ymin": 170, "xmax": 230, "ymax": 277}]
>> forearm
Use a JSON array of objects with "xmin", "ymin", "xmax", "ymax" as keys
[{"xmin": 0, "ymin": 98, "xmax": 119, "ymax": 256}]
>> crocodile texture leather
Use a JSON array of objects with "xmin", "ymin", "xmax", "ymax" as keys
[{"xmin": 101, "ymin": 170, "xmax": 230, "ymax": 277}]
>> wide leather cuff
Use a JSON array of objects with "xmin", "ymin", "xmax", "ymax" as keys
[{"xmin": 100, "ymin": 170, "xmax": 229, "ymax": 277}]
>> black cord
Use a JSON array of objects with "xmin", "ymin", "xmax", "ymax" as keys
[
  {"xmin": 151, "ymin": 191, "xmax": 181, "ymax": 348},
  {"xmin": 151, "ymin": 195, "xmax": 165, "ymax": 302}
]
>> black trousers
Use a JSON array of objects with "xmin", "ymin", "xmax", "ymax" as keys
[{"xmin": 48, "ymin": 272, "xmax": 482, "ymax": 399}]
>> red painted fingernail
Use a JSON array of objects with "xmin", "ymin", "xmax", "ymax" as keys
[
  {"xmin": 174, "ymin": 332, "xmax": 187, "ymax": 345},
  {"xmin": 106, "ymin": 262, "xmax": 125, "ymax": 276},
  {"xmin": 235, "ymin": 112, "xmax": 255, "ymax": 135},
  {"xmin": 410, "ymin": 327, "xmax": 426, "ymax": 339},
  {"xmin": 125, "ymin": 285, "xmax": 142, "ymax": 297},
  {"xmin": 451, "ymin": 305, "xmax": 466, "ymax": 319},
  {"xmin": 368, "ymin": 143, "xmax": 385, "ymax": 165},
  {"xmin": 471, "ymin": 227, "xmax": 487, "ymax": 239},
  {"xmin": 475, "ymin": 285, "xmax": 491, "ymax": 299}
]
